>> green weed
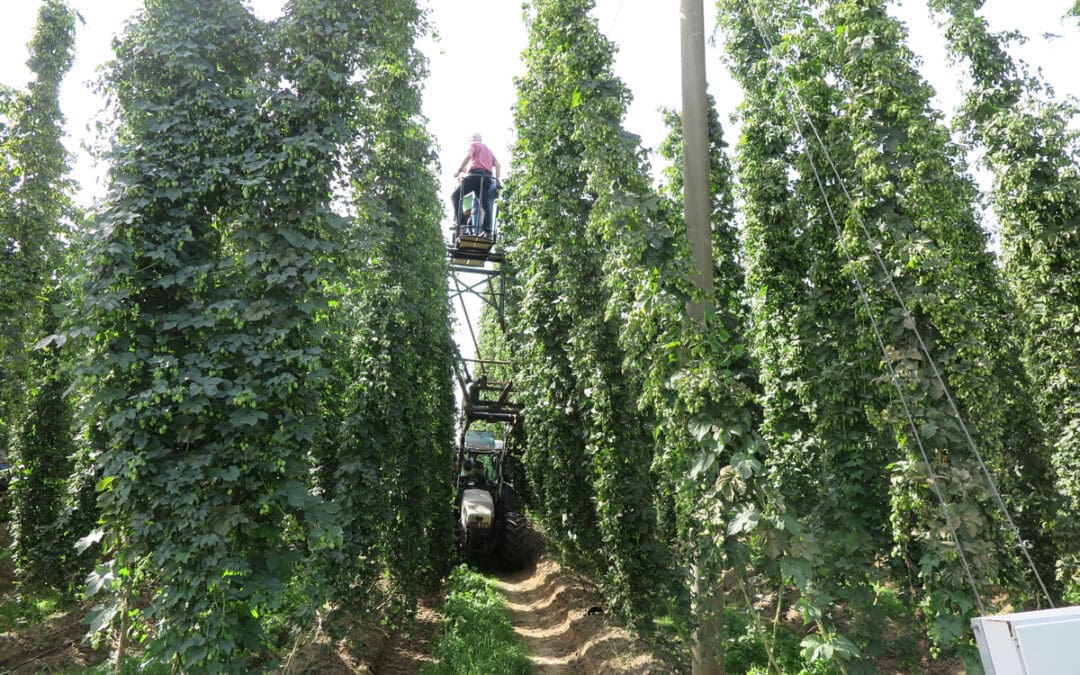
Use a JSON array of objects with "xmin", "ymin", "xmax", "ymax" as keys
[
  {"xmin": 423, "ymin": 565, "xmax": 530, "ymax": 675},
  {"xmin": 68, "ymin": 657, "xmax": 171, "ymax": 675},
  {"xmin": 0, "ymin": 588, "xmax": 70, "ymax": 631}
]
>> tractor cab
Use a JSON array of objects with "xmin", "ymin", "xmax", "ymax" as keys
[
  {"xmin": 458, "ymin": 437, "xmax": 502, "ymax": 489},
  {"xmin": 456, "ymin": 430, "xmax": 506, "ymax": 504}
]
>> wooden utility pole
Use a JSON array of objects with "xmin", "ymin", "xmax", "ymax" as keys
[
  {"xmin": 681, "ymin": 0, "xmax": 723, "ymax": 673},
  {"xmin": 681, "ymin": 0, "xmax": 714, "ymax": 323}
]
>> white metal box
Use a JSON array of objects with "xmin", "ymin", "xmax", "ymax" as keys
[{"xmin": 972, "ymin": 605, "xmax": 1080, "ymax": 674}]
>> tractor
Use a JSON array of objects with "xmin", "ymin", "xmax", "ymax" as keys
[{"xmin": 454, "ymin": 428, "xmax": 527, "ymax": 570}]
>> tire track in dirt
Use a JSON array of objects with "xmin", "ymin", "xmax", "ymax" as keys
[{"xmin": 494, "ymin": 556, "xmax": 669, "ymax": 674}]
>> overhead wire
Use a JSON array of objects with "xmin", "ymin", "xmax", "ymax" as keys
[
  {"xmin": 743, "ymin": 0, "xmax": 1054, "ymax": 609},
  {"xmin": 606, "ymin": 0, "xmax": 626, "ymax": 35}
]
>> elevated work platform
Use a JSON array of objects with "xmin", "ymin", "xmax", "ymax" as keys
[
  {"xmin": 449, "ymin": 233, "xmax": 498, "ymax": 267},
  {"xmin": 447, "ymin": 216, "xmax": 521, "ymax": 438}
]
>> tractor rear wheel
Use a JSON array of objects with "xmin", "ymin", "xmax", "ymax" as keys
[{"xmin": 499, "ymin": 510, "xmax": 528, "ymax": 571}]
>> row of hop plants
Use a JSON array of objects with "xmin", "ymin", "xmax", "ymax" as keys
[
  {"xmin": 486, "ymin": 0, "xmax": 1080, "ymax": 671},
  {"xmin": 1, "ymin": 0, "xmax": 456, "ymax": 671},
  {"xmin": 4, "ymin": 0, "xmax": 1080, "ymax": 671},
  {"xmin": 0, "ymin": 0, "xmax": 83, "ymax": 595}
]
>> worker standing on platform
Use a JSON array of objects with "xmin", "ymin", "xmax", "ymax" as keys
[{"xmin": 450, "ymin": 133, "xmax": 501, "ymax": 235}]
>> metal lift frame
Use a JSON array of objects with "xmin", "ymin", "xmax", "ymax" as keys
[{"xmin": 446, "ymin": 196, "xmax": 522, "ymax": 442}]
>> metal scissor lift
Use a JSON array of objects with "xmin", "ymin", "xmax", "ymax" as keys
[
  {"xmin": 447, "ymin": 187, "xmax": 520, "ymax": 434},
  {"xmin": 447, "ymin": 185, "xmax": 528, "ymax": 568}
]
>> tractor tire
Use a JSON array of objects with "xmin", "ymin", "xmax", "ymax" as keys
[
  {"xmin": 500, "ymin": 483, "xmax": 518, "ymax": 516},
  {"xmin": 499, "ymin": 510, "xmax": 529, "ymax": 571}
]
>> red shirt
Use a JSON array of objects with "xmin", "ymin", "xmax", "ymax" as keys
[{"xmin": 466, "ymin": 141, "xmax": 496, "ymax": 173}]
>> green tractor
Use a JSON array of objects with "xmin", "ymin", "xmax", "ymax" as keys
[{"xmin": 454, "ymin": 428, "xmax": 527, "ymax": 570}]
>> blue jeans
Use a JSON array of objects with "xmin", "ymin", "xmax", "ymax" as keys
[{"xmin": 451, "ymin": 170, "xmax": 497, "ymax": 235}]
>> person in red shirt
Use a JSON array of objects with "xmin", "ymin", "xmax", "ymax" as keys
[{"xmin": 450, "ymin": 133, "xmax": 502, "ymax": 235}]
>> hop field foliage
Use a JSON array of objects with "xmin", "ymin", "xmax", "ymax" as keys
[{"xmin": 1, "ymin": 0, "xmax": 1079, "ymax": 671}]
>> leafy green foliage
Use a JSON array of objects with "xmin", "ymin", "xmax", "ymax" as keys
[
  {"xmin": 10, "ymin": 299, "xmax": 80, "ymax": 591},
  {"xmin": 723, "ymin": 608, "xmax": 806, "ymax": 674},
  {"xmin": 423, "ymin": 565, "xmax": 531, "ymax": 675},
  {"xmin": 0, "ymin": 0, "xmax": 75, "ymax": 464},
  {"xmin": 0, "ymin": 0, "xmax": 86, "ymax": 601},
  {"xmin": 421, "ymin": 561, "xmax": 531, "ymax": 673},
  {"xmin": 501, "ymin": 1, "xmax": 604, "ymax": 577},
  {"xmin": 719, "ymin": 0, "xmax": 1057, "ymax": 666},
  {"xmin": 71, "ymin": 2, "xmax": 337, "ymax": 664},
  {"xmin": 638, "ymin": 100, "xmax": 768, "ymax": 650},
  {"xmin": 1, "ymin": 0, "xmax": 1070, "ymax": 671},
  {"xmin": 930, "ymin": 0, "xmax": 1080, "ymax": 599},
  {"xmin": 497, "ymin": 2, "xmax": 777, "ymax": 660},
  {"xmin": 499, "ymin": 0, "xmax": 779, "ymax": 656},
  {"xmin": 75, "ymin": 658, "xmax": 172, "ymax": 675},
  {"xmin": 62, "ymin": 0, "xmax": 451, "ymax": 667},
  {"xmin": 721, "ymin": 1, "xmax": 897, "ymax": 667},
  {"xmin": 0, "ymin": 587, "xmax": 71, "ymax": 632},
  {"xmin": 315, "ymin": 0, "xmax": 455, "ymax": 618},
  {"xmin": 503, "ymin": 0, "xmax": 672, "ymax": 629}
]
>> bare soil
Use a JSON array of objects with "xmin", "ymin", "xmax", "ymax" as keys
[
  {"xmin": 370, "ymin": 595, "xmax": 442, "ymax": 675},
  {"xmin": 0, "ymin": 523, "xmax": 106, "ymax": 673},
  {"xmin": 277, "ymin": 591, "xmax": 443, "ymax": 675},
  {"xmin": 0, "ymin": 605, "xmax": 107, "ymax": 673},
  {"xmin": 495, "ymin": 556, "xmax": 671, "ymax": 674}
]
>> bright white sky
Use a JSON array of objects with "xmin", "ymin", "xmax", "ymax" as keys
[
  {"xmin": 3, "ymin": 0, "xmax": 1078, "ymax": 209},
  {"xmin": 1, "ymin": 0, "xmax": 1078, "ymax": 359}
]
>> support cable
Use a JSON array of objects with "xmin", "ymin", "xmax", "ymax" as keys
[
  {"xmin": 747, "ymin": 0, "xmax": 1052, "ymax": 608},
  {"xmin": 745, "ymin": 0, "xmax": 1054, "ymax": 609},
  {"xmin": 764, "ymin": 47, "xmax": 1055, "ymax": 609}
]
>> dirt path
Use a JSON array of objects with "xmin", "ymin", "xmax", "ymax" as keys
[
  {"xmin": 371, "ymin": 595, "xmax": 442, "ymax": 675},
  {"xmin": 278, "ymin": 592, "xmax": 441, "ymax": 674},
  {"xmin": 0, "ymin": 607, "xmax": 106, "ymax": 673},
  {"xmin": 494, "ymin": 556, "xmax": 669, "ymax": 674}
]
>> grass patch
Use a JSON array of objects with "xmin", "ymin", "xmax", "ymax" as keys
[
  {"xmin": 423, "ymin": 565, "xmax": 530, "ymax": 675},
  {"xmin": 70, "ymin": 658, "xmax": 172, "ymax": 675},
  {"xmin": 724, "ymin": 606, "xmax": 833, "ymax": 675},
  {"xmin": 654, "ymin": 605, "xmax": 836, "ymax": 674},
  {"xmin": 0, "ymin": 588, "xmax": 71, "ymax": 631}
]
